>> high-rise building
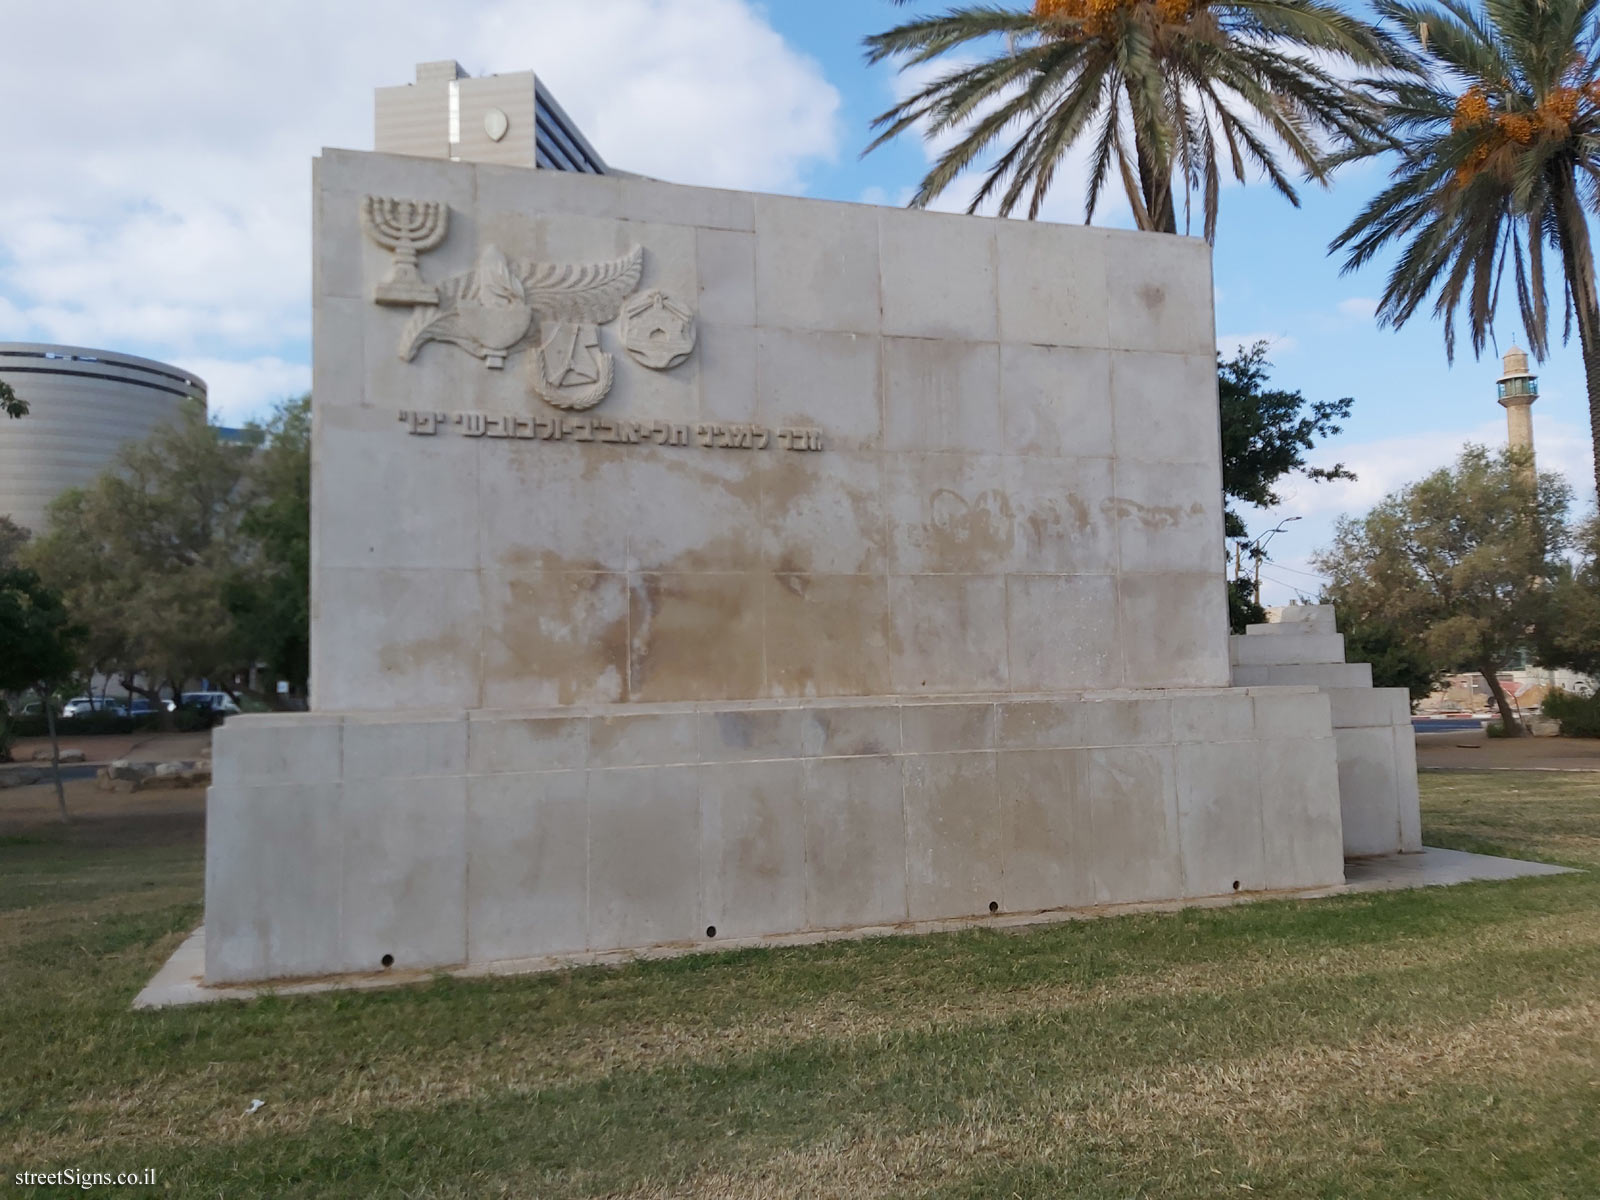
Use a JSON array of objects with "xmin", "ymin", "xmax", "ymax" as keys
[
  {"xmin": 374, "ymin": 60, "xmax": 605, "ymax": 173},
  {"xmin": 0, "ymin": 343, "xmax": 207, "ymax": 537}
]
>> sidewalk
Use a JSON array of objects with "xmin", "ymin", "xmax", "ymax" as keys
[
  {"xmin": 1417, "ymin": 735, "xmax": 1600, "ymax": 772},
  {"xmin": 9, "ymin": 730, "xmax": 212, "ymax": 767}
]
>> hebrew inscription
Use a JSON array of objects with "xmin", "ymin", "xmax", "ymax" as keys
[{"xmin": 398, "ymin": 409, "xmax": 823, "ymax": 451}]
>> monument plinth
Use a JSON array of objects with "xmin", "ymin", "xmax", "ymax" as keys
[{"xmin": 205, "ymin": 148, "xmax": 1348, "ymax": 984}]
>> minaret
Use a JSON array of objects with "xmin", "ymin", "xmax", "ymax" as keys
[{"xmin": 1496, "ymin": 345, "xmax": 1538, "ymax": 474}]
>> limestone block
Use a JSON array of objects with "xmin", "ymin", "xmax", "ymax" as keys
[
  {"xmin": 802, "ymin": 755, "xmax": 908, "ymax": 929},
  {"xmin": 900, "ymin": 702, "xmax": 995, "ymax": 754},
  {"xmin": 696, "ymin": 228, "xmax": 755, "ymax": 327},
  {"xmin": 1175, "ymin": 741, "xmax": 1266, "ymax": 897},
  {"xmin": 754, "ymin": 195, "xmax": 880, "ymax": 335},
  {"xmin": 613, "ymin": 174, "xmax": 755, "ymax": 232},
  {"xmin": 759, "ymin": 449, "xmax": 887, "ymax": 575},
  {"xmin": 879, "ymin": 209, "xmax": 997, "ymax": 341},
  {"xmin": 1229, "ymin": 633, "xmax": 1348, "ymax": 669},
  {"xmin": 882, "ymin": 338, "xmax": 1002, "ymax": 453},
  {"xmin": 213, "ymin": 716, "xmax": 341, "ymax": 787},
  {"xmin": 1119, "ymin": 573, "xmax": 1230, "ymax": 688},
  {"xmin": 764, "ymin": 574, "xmax": 892, "ymax": 698},
  {"xmin": 800, "ymin": 704, "xmax": 902, "ymax": 758},
  {"xmin": 628, "ymin": 572, "xmax": 766, "ymax": 701},
  {"xmin": 996, "ymin": 695, "xmax": 1172, "ymax": 750},
  {"xmin": 313, "ymin": 567, "xmax": 483, "ymax": 711},
  {"xmin": 1336, "ymin": 726, "xmax": 1405, "ymax": 857},
  {"xmin": 316, "ymin": 417, "xmax": 479, "ymax": 570},
  {"xmin": 697, "ymin": 323, "xmax": 758, "ymax": 423},
  {"xmin": 475, "ymin": 159, "xmax": 623, "ymax": 226},
  {"xmin": 756, "ymin": 327, "xmax": 881, "ymax": 450},
  {"xmin": 479, "ymin": 569, "xmax": 628, "ymax": 708},
  {"xmin": 1169, "ymin": 692, "xmax": 1255, "ymax": 743},
  {"xmin": 1110, "ymin": 351, "xmax": 1220, "ymax": 465},
  {"xmin": 698, "ymin": 707, "xmax": 805, "ymax": 763},
  {"xmin": 1088, "ymin": 745, "xmax": 1181, "ymax": 905},
  {"xmin": 1004, "ymin": 456, "xmax": 1119, "ymax": 575},
  {"xmin": 902, "ymin": 752, "xmax": 1003, "ymax": 920},
  {"xmin": 1005, "ymin": 574, "xmax": 1121, "ymax": 691},
  {"xmin": 1256, "ymin": 736, "xmax": 1345, "ymax": 890},
  {"xmin": 588, "ymin": 766, "xmax": 703, "ymax": 949},
  {"xmin": 310, "ymin": 297, "xmax": 366, "ymax": 409},
  {"xmin": 1105, "ymin": 231, "xmax": 1215, "ymax": 355},
  {"xmin": 999, "ymin": 748, "xmax": 1096, "ymax": 912},
  {"xmin": 477, "ymin": 441, "xmax": 631, "ymax": 574},
  {"xmin": 339, "ymin": 776, "xmax": 467, "ymax": 974},
  {"xmin": 205, "ymin": 782, "xmax": 342, "ymax": 984},
  {"xmin": 701, "ymin": 760, "xmax": 808, "ymax": 939},
  {"xmin": 1393, "ymin": 726, "xmax": 1422, "ymax": 852},
  {"xmin": 467, "ymin": 714, "xmax": 588, "ymax": 775},
  {"xmin": 465, "ymin": 770, "xmax": 588, "ymax": 961},
  {"xmin": 1251, "ymin": 688, "xmax": 1332, "ymax": 740},
  {"xmin": 1325, "ymin": 686, "xmax": 1411, "ymax": 730},
  {"xmin": 622, "ymin": 448, "xmax": 764, "ymax": 571},
  {"xmin": 1232, "ymin": 662, "xmax": 1373, "ymax": 689},
  {"xmin": 588, "ymin": 711, "xmax": 699, "ymax": 768},
  {"xmin": 995, "ymin": 220, "xmax": 1111, "ymax": 349},
  {"xmin": 1266, "ymin": 604, "xmax": 1336, "ymax": 633},
  {"xmin": 888, "ymin": 574, "xmax": 1009, "ymax": 693},
  {"xmin": 1113, "ymin": 460, "xmax": 1226, "ymax": 574},
  {"xmin": 342, "ymin": 716, "xmax": 466, "ymax": 781},
  {"xmin": 885, "ymin": 453, "xmax": 1015, "ymax": 574},
  {"xmin": 1000, "ymin": 345, "xmax": 1113, "ymax": 459}
]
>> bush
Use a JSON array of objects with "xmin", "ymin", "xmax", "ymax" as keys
[
  {"xmin": 5, "ymin": 708, "xmax": 221, "ymax": 738},
  {"xmin": 1541, "ymin": 689, "xmax": 1600, "ymax": 738}
]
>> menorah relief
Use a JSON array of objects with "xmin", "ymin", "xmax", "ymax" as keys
[{"xmin": 360, "ymin": 196, "xmax": 449, "ymax": 305}]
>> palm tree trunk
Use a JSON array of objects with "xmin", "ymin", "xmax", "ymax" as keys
[
  {"xmin": 1551, "ymin": 167, "xmax": 1600, "ymax": 496},
  {"xmin": 1132, "ymin": 124, "xmax": 1178, "ymax": 235}
]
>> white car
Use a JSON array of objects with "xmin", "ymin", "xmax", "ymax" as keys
[{"xmin": 60, "ymin": 697, "xmax": 128, "ymax": 718}]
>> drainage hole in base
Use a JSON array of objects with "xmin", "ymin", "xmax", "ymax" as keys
[
  {"xmin": 705, "ymin": 926, "xmax": 717, "ymax": 938},
  {"xmin": 988, "ymin": 900, "xmax": 999, "ymax": 913},
  {"xmin": 1232, "ymin": 880, "xmax": 1241, "ymax": 891},
  {"xmin": 380, "ymin": 953, "xmax": 394, "ymax": 968}
]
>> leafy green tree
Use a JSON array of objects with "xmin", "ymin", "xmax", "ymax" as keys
[
  {"xmin": 29, "ymin": 399, "xmax": 259, "ymax": 710},
  {"xmin": 1, "ymin": 379, "xmax": 25, "ymax": 419},
  {"xmin": 1541, "ymin": 514, "xmax": 1600, "ymax": 674},
  {"xmin": 0, "ymin": 516, "xmax": 28, "ymax": 569},
  {"xmin": 1338, "ymin": 615, "xmax": 1440, "ymax": 704},
  {"xmin": 1314, "ymin": 446, "xmax": 1570, "ymax": 734},
  {"xmin": 863, "ymin": 0, "xmax": 1409, "ymax": 237},
  {"xmin": 0, "ymin": 567, "xmax": 83, "ymax": 818},
  {"xmin": 228, "ymin": 395, "xmax": 310, "ymax": 696},
  {"xmin": 1219, "ymin": 342, "xmax": 1355, "ymax": 629},
  {"xmin": 1332, "ymin": 0, "xmax": 1600, "ymax": 492}
]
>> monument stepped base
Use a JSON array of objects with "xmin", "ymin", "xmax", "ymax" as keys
[{"xmin": 205, "ymin": 686, "xmax": 1344, "ymax": 984}]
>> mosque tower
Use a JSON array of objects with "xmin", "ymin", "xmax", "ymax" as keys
[{"xmin": 1496, "ymin": 345, "xmax": 1538, "ymax": 473}]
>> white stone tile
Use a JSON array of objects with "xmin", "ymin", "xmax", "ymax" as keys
[
  {"xmin": 587, "ymin": 712, "xmax": 700, "ymax": 767},
  {"xmin": 477, "ymin": 441, "xmax": 630, "ymax": 574},
  {"xmin": 614, "ymin": 175, "xmax": 755, "ymax": 231},
  {"xmin": 1118, "ymin": 573, "xmax": 1231, "ymax": 688},
  {"xmin": 701, "ymin": 760, "xmax": 808, "ymax": 938},
  {"xmin": 803, "ymin": 755, "xmax": 908, "ymax": 929},
  {"xmin": 999, "ymin": 748, "xmax": 1096, "ymax": 912},
  {"xmin": 996, "ymin": 220, "xmax": 1111, "ymax": 349},
  {"xmin": 1088, "ymin": 745, "xmax": 1181, "ymax": 904},
  {"xmin": 1394, "ymin": 726, "xmax": 1422, "ymax": 852},
  {"xmin": 466, "ymin": 770, "xmax": 588, "ymax": 960},
  {"xmin": 888, "ymin": 575, "xmax": 1009, "ymax": 693},
  {"xmin": 884, "ymin": 453, "xmax": 1014, "ymax": 574},
  {"xmin": 1006, "ymin": 574, "xmax": 1121, "ymax": 691},
  {"xmin": 1004, "ymin": 457, "xmax": 1119, "ymax": 575},
  {"xmin": 759, "ymin": 449, "xmax": 887, "ymax": 575},
  {"xmin": 204, "ymin": 782, "xmax": 341, "ymax": 983},
  {"xmin": 1110, "ymin": 351, "xmax": 1220, "ymax": 465},
  {"xmin": 467, "ymin": 714, "xmax": 589, "ymax": 775},
  {"xmin": 1112, "ymin": 459, "xmax": 1227, "ymax": 575},
  {"xmin": 883, "ymin": 338, "xmax": 1002, "ymax": 453},
  {"xmin": 1105, "ymin": 233, "xmax": 1214, "ymax": 355},
  {"xmin": 995, "ymin": 696, "xmax": 1172, "ymax": 749},
  {"xmin": 900, "ymin": 702, "xmax": 995, "ymax": 754},
  {"xmin": 756, "ymin": 327, "xmax": 881, "ymax": 450},
  {"xmin": 1231, "ymin": 633, "xmax": 1348, "ymax": 668},
  {"xmin": 1175, "ymin": 741, "xmax": 1266, "ymax": 898},
  {"xmin": 213, "ymin": 716, "xmax": 341, "ymax": 787},
  {"xmin": 1001, "ymin": 344, "xmax": 1113, "ymax": 458},
  {"xmin": 902, "ymin": 751, "xmax": 1003, "ymax": 920},
  {"xmin": 1251, "ymin": 689, "xmax": 1333, "ymax": 739},
  {"xmin": 342, "ymin": 716, "xmax": 466, "ymax": 780},
  {"xmin": 1336, "ymin": 725, "xmax": 1405, "ymax": 857},
  {"xmin": 1325, "ymin": 686, "xmax": 1410, "ymax": 729},
  {"xmin": 1256, "ymin": 736, "xmax": 1345, "ymax": 890},
  {"xmin": 799, "ymin": 705, "xmax": 902, "ymax": 757},
  {"xmin": 623, "ymin": 446, "xmax": 765, "ymax": 571},
  {"xmin": 697, "ymin": 323, "xmax": 758, "ymax": 422},
  {"xmin": 755, "ymin": 195, "xmax": 880, "ymax": 334},
  {"xmin": 696, "ymin": 228, "xmax": 756, "ymax": 326},
  {"xmin": 587, "ymin": 765, "xmax": 702, "ymax": 949},
  {"xmin": 698, "ymin": 708, "xmax": 805, "ymax": 762},
  {"xmin": 880, "ymin": 209, "xmax": 997, "ymax": 340},
  {"xmin": 1169, "ymin": 693, "xmax": 1255, "ymax": 743},
  {"xmin": 478, "ymin": 570, "xmax": 629, "ymax": 709},
  {"xmin": 339, "ymin": 776, "xmax": 467, "ymax": 974}
]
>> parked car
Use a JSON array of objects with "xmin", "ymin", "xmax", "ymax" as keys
[
  {"xmin": 129, "ymin": 697, "xmax": 177, "ymax": 715},
  {"xmin": 180, "ymin": 691, "xmax": 241, "ymax": 715},
  {"xmin": 60, "ymin": 697, "xmax": 128, "ymax": 718}
]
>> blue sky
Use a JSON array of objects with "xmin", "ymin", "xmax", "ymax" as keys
[{"xmin": 1, "ymin": 0, "xmax": 1592, "ymax": 601}]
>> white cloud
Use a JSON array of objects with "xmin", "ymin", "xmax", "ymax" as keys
[
  {"xmin": 0, "ymin": 0, "xmax": 840, "ymax": 422},
  {"xmin": 1337, "ymin": 296, "xmax": 1377, "ymax": 321},
  {"xmin": 181, "ymin": 357, "xmax": 313, "ymax": 427}
]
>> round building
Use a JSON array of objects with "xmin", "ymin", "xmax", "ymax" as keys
[{"xmin": 0, "ymin": 343, "xmax": 207, "ymax": 537}]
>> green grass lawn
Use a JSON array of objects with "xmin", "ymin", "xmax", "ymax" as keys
[{"xmin": 3, "ymin": 772, "xmax": 1599, "ymax": 1198}]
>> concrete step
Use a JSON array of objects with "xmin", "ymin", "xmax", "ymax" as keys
[
  {"xmin": 1230, "ymin": 633, "xmax": 1347, "ymax": 667},
  {"xmin": 1232, "ymin": 662, "xmax": 1373, "ymax": 688},
  {"xmin": 1326, "ymin": 686, "xmax": 1411, "ymax": 729}
]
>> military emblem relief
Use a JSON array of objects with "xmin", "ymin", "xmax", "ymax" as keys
[{"xmin": 359, "ymin": 195, "xmax": 697, "ymax": 411}]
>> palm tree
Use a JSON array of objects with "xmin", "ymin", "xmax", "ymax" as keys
[
  {"xmin": 1332, "ymin": 0, "xmax": 1600, "ymax": 494},
  {"xmin": 863, "ymin": 0, "xmax": 1412, "ymax": 241}
]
